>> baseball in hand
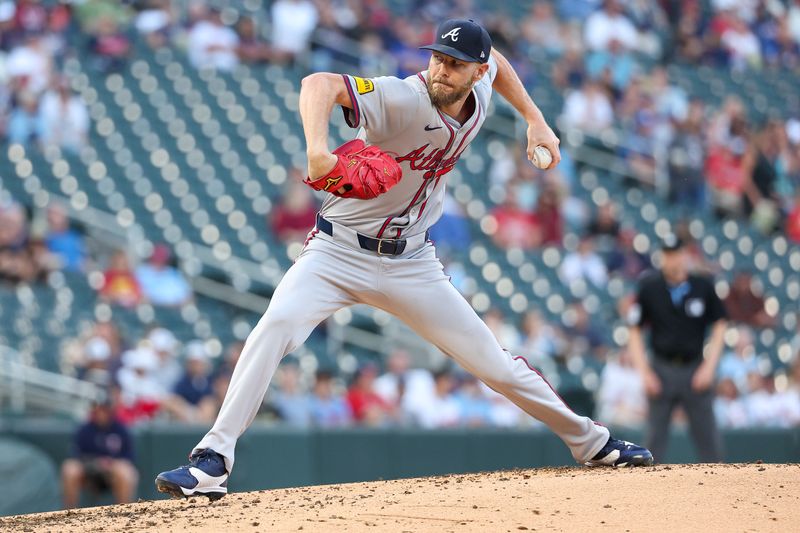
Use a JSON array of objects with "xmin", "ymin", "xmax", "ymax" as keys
[{"xmin": 531, "ymin": 145, "xmax": 553, "ymax": 169}]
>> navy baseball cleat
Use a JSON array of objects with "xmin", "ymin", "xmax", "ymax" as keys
[
  {"xmin": 155, "ymin": 448, "xmax": 229, "ymax": 500},
  {"xmin": 585, "ymin": 437, "xmax": 654, "ymax": 467}
]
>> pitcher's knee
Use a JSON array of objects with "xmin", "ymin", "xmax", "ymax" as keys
[
  {"xmin": 246, "ymin": 304, "xmax": 310, "ymax": 355},
  {"xmin": 260, "ymin": 304, "xmax": 305, "ymax": 331},
  {"xmin": 476, "ymin": 360, "xmax": 518, "ymax": 389}
]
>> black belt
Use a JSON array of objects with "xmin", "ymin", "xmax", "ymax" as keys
[
  {"xmin": 315, "ymin": 214, "xmax": 428, "ymax": 257},
  {"xmin": 654, "ymin": 354, "xmax": 701, "ymax": 367}
]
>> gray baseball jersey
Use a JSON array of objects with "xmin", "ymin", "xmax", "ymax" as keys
[{"xmin": 320, "ymin": 57, "xmax": 498, "ymax": 239}]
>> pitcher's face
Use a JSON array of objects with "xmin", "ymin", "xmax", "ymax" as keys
[{"xmin": 426, "ymin": 52, "xmax": 485, "ymax": 107}]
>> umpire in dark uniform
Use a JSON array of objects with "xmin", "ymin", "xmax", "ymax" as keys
[{"xmin": 627, "ymin": 235, "xmax": 727, "ymax": 462}]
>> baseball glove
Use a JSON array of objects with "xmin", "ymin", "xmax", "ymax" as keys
[{"xmin": 304, "ymin": 139, "xmax": 402, "ymax": 200}]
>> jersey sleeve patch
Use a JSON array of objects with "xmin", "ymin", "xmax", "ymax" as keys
[{"xmin": 353, "ymin": 76, "xmax": 374, "ymax": 95}]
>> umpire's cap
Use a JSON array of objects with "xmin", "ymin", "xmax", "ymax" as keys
[
  {"xmin": 660, "ymin": 233, "xmax": 684, "ymax": 252},
  {"xmin": 420, "ymin": 19, "xmax": 492, "ymax": 64}
]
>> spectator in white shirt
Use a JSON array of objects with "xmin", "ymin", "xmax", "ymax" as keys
[
  {"xmin": 721, "ymin": 15, "xmax": 762, "ymax": 70},
  {"xmin": 790, "ymin": 1, "xmax": 800, "ymax": 46},
  {"xmin": 584, "ymin": 0, "xmax": 639, "ymax": 52},
  {"xmin": 560, "ymin": 78, "xmax": 614, "ymax": 135},
  {"xmin": 5, "ymin": 34, "xmax": 52, "ymax": 94},
  {"xmin": 744, "ymin": 372, "xmax": 779, "ymax": 427},
  {"xmin": 373, "ymin": 349, "xmax": 411, "ymax": 408},
  {"xmin": 410, "ymin": 370, "xmax": 461, "ymax": 429},
  {"xmin": 38, "ymin": 78, "xmax": 89, "ymax": 153},
  {"xmin": 187, "ymin": 8, "xmax": 240, "ymax": 71},
  {"xmin": 270, "ymin": 0, "xmax": 318, "ymax": 62},
  {"xmin": 597, "ymin": 350, "xmax": 647, "ymax": 428},
  {"xmin": 117, "ymin": 347, "xmax": 166, "ymax": 411},
  {"xmin": 560, "ymin": 236, "xmax": 608, "ymax": 288},
  {"xmin": 147, "ymin": 327, "xmax": 182, "ymax": 393}
]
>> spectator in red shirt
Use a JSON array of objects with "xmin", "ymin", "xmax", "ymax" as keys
[
  {"xmin": 490, "ymin": 190, "xmax": 541, "ymax": 250},
  {"xmin": 346, "ymin": 364, "xmax": 394, "ymax": 426},
  {"xmin": 100, "ymin": 251, "xmax": 142, "ymax": 308},
  {"xmin": 787, "ymin": 192, "xmax": 800, "ymax": 243},
  {"xmin": 705, "ymin": 142, "xmax": 749, "ymax": 217},
  {"xmin": 271, "ymin": 175, "xmax": 319, "ymax": 244}
]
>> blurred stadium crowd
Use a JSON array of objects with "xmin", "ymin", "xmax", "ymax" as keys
[{"xmin": 1, "ymin": 0, "xmax": 800, "ymax": 438}]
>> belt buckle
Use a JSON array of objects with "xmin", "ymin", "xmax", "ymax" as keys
[{"xmin": 376, "ymin": 239, "xmax": 392, "ymax": 256}]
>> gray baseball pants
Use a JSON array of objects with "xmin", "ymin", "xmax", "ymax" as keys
[
  {"xmin": 195, "ymin": 231, "xmax": 610, "ymax": 472},
  {"xmin": 647, "ymin": 359, "xmax": 723, "ymax": 462}
]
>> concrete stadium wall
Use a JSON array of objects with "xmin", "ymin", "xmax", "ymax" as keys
[{"xmin": 2, "ymin": 420, "xmax": 798, "ymax": 513}]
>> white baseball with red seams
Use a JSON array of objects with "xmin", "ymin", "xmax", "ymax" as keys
[
  {"xmin": 192, "ymin": 56, "xmax": 610, "ymax": 474},
  {"xmin": 532, "ymin": 145, "xmax": 553, "ymax": 169}
]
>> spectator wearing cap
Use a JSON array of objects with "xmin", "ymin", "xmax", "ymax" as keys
[
  {"xmin": 44, "ymin": 202, "xmax": 86, "ymax": 272},
  {"xmin": 134, "ymin": 244, "xmax": 192, "ymax": 307},
  {"xmin": 162, "ymin": 341, "xmax": 218, "ymax": 423},
  {"xmin": 100, "ymin": 251, "xmax": 142, "ymax": 308},
  {"xmin": 147, "ymin": 327, "xmax": 182, "ymax": 392},
  {"xmin": 627, "ymin": 235, "xmax": 727, "ymax": 462},
  {"xmin": 308, "ymin": 370, "xmax": 352, "ymax": 428},
  {"xmin": 173, "ymin": 341, "xmax": 213, "ymax": 404},
  {"xmin": 61, "ymin": 398, "xmax": 138, "ymax": 508},
  {"xmin": 134, "ymin": 0, "xmax": 173, "ymax": 49},
  {"xmin": 115, "ymin": 347, "xmax": 165, "ymax": 425},
  {"xmin": 78, "ymin": 337, "xmax": 113, "ymax": 387}
]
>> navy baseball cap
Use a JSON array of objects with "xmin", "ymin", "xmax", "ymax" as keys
[
  {"xmin": 661, "ymin": 234, "xmax": 684, "ymax": 252},
  {"xmin": 420, "ymin": 19, "xmax": 492, "ymax": 64}
]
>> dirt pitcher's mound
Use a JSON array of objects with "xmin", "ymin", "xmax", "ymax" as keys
[{"xmin": 2, "ymin": 463, "xmax": 798, "ymax": 532}]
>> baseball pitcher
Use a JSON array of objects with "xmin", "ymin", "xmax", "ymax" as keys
[{"xmin": 156, "ymin": 19, "xmax": 653, "ymax": 501}]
